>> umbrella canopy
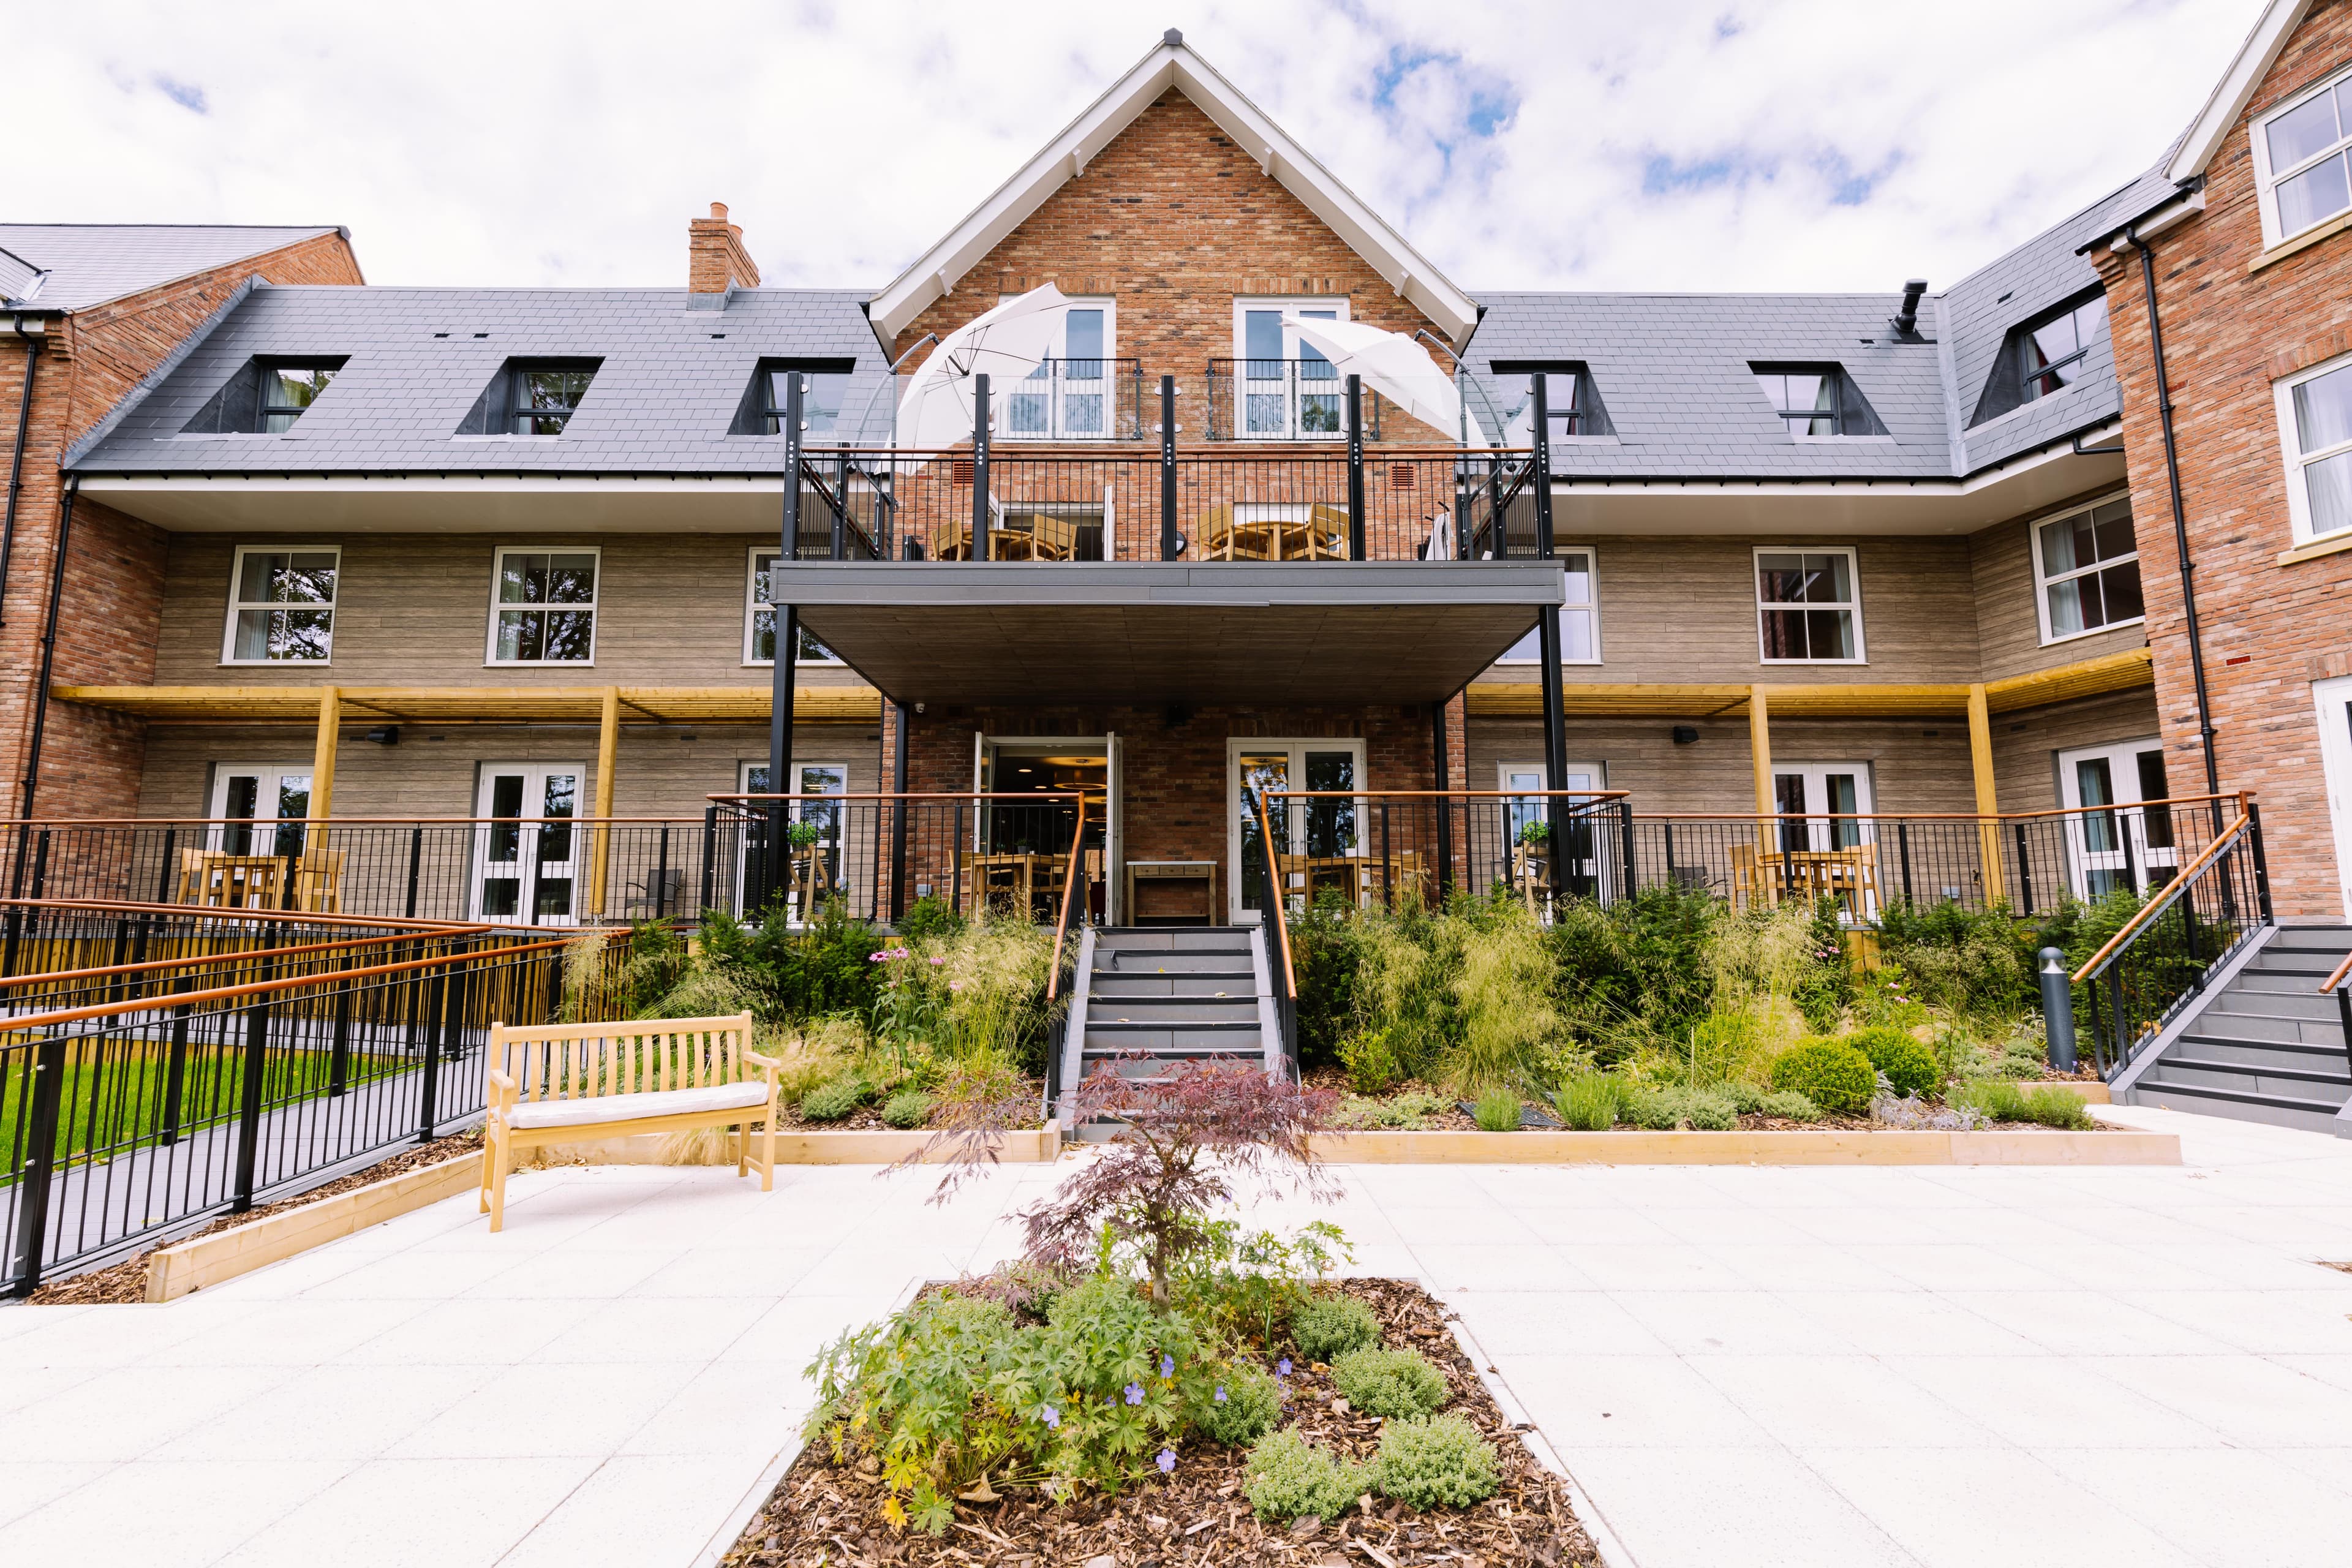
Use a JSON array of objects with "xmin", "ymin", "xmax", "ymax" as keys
[
  {"xmin": 1287, "ymin": 317, "xmax": 1482, "ymax": 448},
  {"xmin": 894, "ymin": 283, "xmax": 1073, "ymax": 450}
]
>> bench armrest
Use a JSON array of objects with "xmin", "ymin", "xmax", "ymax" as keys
[
  {"xmin": 486, "ymin": 1068, "xmax": 519, "ymax": 1116},
  {"xmin": 742, "ymin": 1050, "xmax": 782, "ymax": 1072}
]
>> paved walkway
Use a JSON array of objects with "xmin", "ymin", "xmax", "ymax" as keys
[{"xmin": 3, "ymin": 1106, "xmax": 2350, "ymax": 1567}]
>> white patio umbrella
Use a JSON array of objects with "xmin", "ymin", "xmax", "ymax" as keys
[
  {"xmin": 892, "ymin": 282, "xmax": 1073, "ymax": 451},
  {"xmin": 1286, "ymin": 317, "xmax": 1483, "ymax": 448}
]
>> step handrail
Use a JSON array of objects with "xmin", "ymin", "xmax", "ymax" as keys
[
  {"xmin": 1044, "ymin": 795, "xmax": 1088, "ymax": 1004},
  {"xmin": 2072, "ymin": 809, "xmax": 2251, "ymax": 985}
]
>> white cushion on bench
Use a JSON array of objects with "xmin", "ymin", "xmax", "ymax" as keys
[{"xmin": 504, "ymin": 1080, "xmax": 771, "ymax": 1132}]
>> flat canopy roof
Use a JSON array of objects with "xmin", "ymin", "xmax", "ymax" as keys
[{"xmin": 771, "ymin": 561, "xmax": 1564, "ymax": 707}]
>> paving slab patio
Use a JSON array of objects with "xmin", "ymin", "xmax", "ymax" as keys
[{"xmin": 2, "ymin": 1102, "xmax": 2350, "ymax": 1567}]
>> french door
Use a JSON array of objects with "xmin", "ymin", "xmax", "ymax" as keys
[
  {"xmin": 1498, "ymin": 761, "xmax": 1609, "ymax": 899},
  {"xmin": 740, "ymin": 760, "xmax": 848, "ymax": 922},
  {"xmin": 1772, "ymin": 763, "xmax": 1876, "ymax": 851},
  {"xmin": 1237, "ymin": 302, "xmax": 1349, "ymax": 439},
  {"xmin": 2318, "ymin": 677, "xmax": 2352, "ymax": 916},
  {"xmin": 472, "ymin": 764, "xmax": 582, "ymax": 924},
  {"xmin": 2057, "ymin": 739, "xmax": 2178, "ymax": 898},
  {"xmin": 1232, "ymin": 740, "xmax": 1365, "ymax": 921},
  {"xmin": 207, "ymin": 763, "xmax": 311, "ymax": 857}
]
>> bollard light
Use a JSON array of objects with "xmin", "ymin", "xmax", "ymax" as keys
[{"xmin": 2038, "ymin": 946, "xmax": 2077, "ymax": 1074}]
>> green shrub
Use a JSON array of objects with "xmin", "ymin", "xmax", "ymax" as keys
[
  {"xmin": 1331, "ymin": 1346, "xmax": 1449, "ymax": 1419},
  {"xmin": 1290, "ymin": 892, "xmax": 1369, "ymax": 1071},
  {"xmin": 1768, "ymin": 1038, "xmax": 1875, "ymax": 1115},
  {"xmin": 1681, "ymin": 1091, "xmax": 1736, "ymax": 1131},
  {"xmin": 1847, "ymin": 1025, "xmax": 1942, "ymax": 1100},
  {"xmin": 881, "ymin": 1088, "xmax": 934, "ymax": 1128},
  {"xmin": 1368, "ymin": 1414, "xmax": 1499, "ymax": 1510},
  {"xmin": 1624, "ymin": 1084, "xmax": 1740, "ymax": 1131},
  {"xmin": 1334, "ymin": 1089, "xmax": 1447, "ymax": 1129},
  {"xmin": 1721, "ymin": 1080, "xmax": 1765, "ymax": 1114},
  {"xmin": 1953, "ymin": 1079, "xmax": 2092, "ymax": 1130},
  {"xmin": 1471, "ymin": 1086, "xmax": 1523, "ymax": 1132},
  {"xmin": 1547, "ymin": 886, "xmax": 1721, "ymax": 1059},
  {"xmin": 1757, "ymin": 1090, "xmax": 1822, "ymax": 1120},
  {"xmin": 1875, "ymin": 899, "xmax": 2035, "ymax": 1019},
  {"xmin": 1189, "ymin": 1362, "xmax": 1283, "ymax": 1446},
  {"xmin": 897, "ymin": 895, "xmax": 963, "ymax": 943},
  {"xmin": 1553, "ymin": 1074, "xmax": 1626, "ymax": 1131},
  {"xmin": 1244, "ymin": 1428, "xmax": 1365, "ymax": 1523},
  {"xmin": 1291, "ymin": 1294, "xmax": 1381, "ymax": 1362},
  {"xmin": 800, "ymin": 1071, "xmax": 870, "ymax": 1121},
  {"xmin": 1341, "ymin": 1028, "xmax": 1403, "ymax": 1095}
]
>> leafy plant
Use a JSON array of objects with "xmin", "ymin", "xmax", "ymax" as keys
[
  {"xmin": 1951, "ymin": 1079, "xmax": 2092, "ymax": 1130},
  {"xmin": 1625, "ymin": 1084, "xmax": 1740, "ymax": 1131},
  {"xmin": 1768, "ymin": 1038, "xmax": 1875, "ymax": 1115},
  {"xmin": 1340, "ymin": 1028, "xmax": 1403, "ymax": 1095},
  {"xmin": 1368, "ymin": 1414, "xmax": 1500, "ymax": 1510},
  {"xmin": 1517, "ymin": 820, "xmax": 1552, "ymax": 845},
  {"xmin": 997, "ymin": 1275, "xmax": 1205, "ymax": 1501},
  {"xmin": 1289, "ymin": 891, "xmax": 1368, "ymax": 1071},
  {"xmin": 1332, "ymin": 1088, "xmax": 1448, "ymax": 1129},
  {"xmin": 898, "ymin": 894, "xmax": 963, "ymax": 943},
  {"xmin": 1757, "ymin": 1090, "xmax": 1821, "ymax": 1120},
  {"xmin": 1291, "ymin": 1294, "xmax": 1381, "ymax": 1362},
  {"xmin": 1330, "ymin": 1346, "xmax": 1449, "ymax": 1419},
  {"xmin": 1471, "ymin": 1086, "xmax": 1523, "ymax": 1132},
  {"xmin": 1171, "ymin": 1219, "xmax": 1351, "ymax": 1352},
  {"xmin": 786, "ymin": 819, "xmax": 824, "ymax": 850},
  {"xmin": 801, "ymin": 1071, "xmax": 870, "ymax": 1122},
  {"xmin": 881, "ymin": 1088, "xmax": 934, "ymax": 1129},
  {"xmin": 1010, "ymin": 1058, "xmax": 1338, "ymax": 1310},
  {"xmin": 1243, "ymin": 1429, "xmax": 1365, "ymax": 1523},
  {"xmin": 1846, "ymin": 1026, "xmax": 1942, "ymax": 1100},
  {"xmin": 1189, "ymin": 1362, "xmax": 1283, "ymax": 1446},
  {"xmin": 1450, "ymin": 902, "xmax": 1562, "ymax": 1093},
  {"xmin": 1553, "ymin": 1073, "xmax": 1627, "ymax": 1131}
]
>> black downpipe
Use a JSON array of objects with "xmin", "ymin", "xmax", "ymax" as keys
[
  {"xmin": 2129, "ymin": 228, "xmax": 2221, "ymax": 814},
  {"xmin": 1, "ymin": 336, "xmax": 39, "ymax": 625},
  {"xmin": 10, "ymin": 477, "xmax": 75, "ymax": 899}
]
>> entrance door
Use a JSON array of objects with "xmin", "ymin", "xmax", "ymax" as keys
[
  {"xmin": 208, "ymin": 763, "xmax": 311, "ymax": 857},
  {"xmin": 2318, "ymin": 677, "xmax": 2352, "ymax": 916},
  {"xmin": 974, "ymin": 737, "xmax": 1109, "ymax": 924},
  {"xmin": 1771, "ymin": 763, "xmax": 1876, "ymax": 851},
  {"xmin": 739, "ymin": 760, "xmax": 848, "ymax": 922},
  {"xmin": 1237, "ymin": 302, "xmax": 1349, "ymax": 439},
  {"xmin": 1498, "ymin": 761, "xmax": 1608, "ymax": 899},
  {"xmin": 1232, "ymin": 740, "xmax": 1366, "ymax": 921},
  {"xmin": 2056, "ymin": 738, "xmax": 2177, "ymax": 898},
  {"xmin": 473, "ymin": 764, "xmax": 582, "ymax": 924}
]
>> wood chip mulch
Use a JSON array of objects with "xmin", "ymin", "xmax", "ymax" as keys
[
  {"xmin": 23, "ymin": 1129, "xmax": 484, "ymax": 1306},
  {"xmin": 722, "ymin": 1278, "xmax": 1598, "ymax": 1568}
]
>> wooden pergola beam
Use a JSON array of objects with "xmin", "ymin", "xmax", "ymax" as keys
[{"xmin": 50, "ymin": 684, "xmax": 884, "ymax": 726}]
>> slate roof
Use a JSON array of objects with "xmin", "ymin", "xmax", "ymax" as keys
[
  {"xmin": 71, "ymin": 285, "xmax": 897, "ymax": 474},
  {"xmin": 1466, "ymin": 164, "xmax": 2177, "ymax": 481},
  {"xmin": 0, "ymin": 224, "xmax": 343, "ymax": 311}
]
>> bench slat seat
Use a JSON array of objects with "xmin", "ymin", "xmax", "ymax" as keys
[{"xmin": 478, "ymin": 1011, "xmax": 775, "ymax": 1231}]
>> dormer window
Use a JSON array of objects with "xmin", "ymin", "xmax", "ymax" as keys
[
  {"xmin": 730, "ymin": 358, "xmax": 856, "ymax": 438},
  {"xmin": 1968, "ymin": 291, "xmax": 2109, "ymax": 426},
  {"xmin": 1751, "ymin": 365, "xmax": 1886, "ymax": 438},
  {"xmin": 1487, "ymin": 363, "xmax": 1616, "ymax": 442},
  {"xmin": 181, "ymin": 358, "xmax": 348, "ymax": 434},
  {"xmin": 456, "ymin": 358, "xmax": 603, "ymax": 436}
]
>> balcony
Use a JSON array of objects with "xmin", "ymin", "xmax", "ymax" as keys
[
  {"xmin": 995, "ymin": 358, "xmax": 1146, "ymax": 442},
  {"xmin": 1204, "ymin": 359, "xmax": 1387, "ymax": 442}
]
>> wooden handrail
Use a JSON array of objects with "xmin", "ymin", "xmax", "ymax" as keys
[
  {"xmin": 1262, "ymin": 788, "xmax": 1631, "ymax": 801},
  {"xmin": 1044, "ymin": 797, "xmax": 1088, "ymax": 1004},
  {"xmin": 0, "ymin": 928, "xmax": 582, "ymax": 1038},
  {"xmin": 2071, "ymin": 811, "xmax": 2250, "ymax": 985},
  {"xmin": 2321, "ymin": 949, "xmax": 2352, "ymax": 995},
  {"xmin": 0, "ymin": 896, "xmax": 487, "ymax": 931},
  {"xmin": 0, "ymin": 925, "xmax": 499, "ymax": 993},
  {"xmin": 1256, "ymin": 791, "xmax": 1298, "ymax": 997},
  {"xmin": 0, "ymin": 796, "xmax": 1084, "ymax": 826}
]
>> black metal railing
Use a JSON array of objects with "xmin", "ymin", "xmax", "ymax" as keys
[
  {"xmin": 1205, "ymin": 360, "xmax": 1389, "ymax": 442},
  {"xmin": 1255, "ymin": 790, "xmax": 1633, "ymax": 921},
  {"xmin": 2323, "ymin": 946, "xmax": 2352, "ymax": 1085},
  {"xmin": 1248, "ymin": 789, "xmax": 1301, "ymax": 1076},
  {"xmin": 2074, "ymin": 801, "xmax": 2272, "ymax": 1079},
  {"xmin": 2, "ymin": 907, "xmax": 589, "ymax": 1294}
]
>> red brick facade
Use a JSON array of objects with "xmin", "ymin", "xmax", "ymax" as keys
[
  {"xmin": 2094, "ymin": 0, "xmax": 2352, "ymax": 917},
  {"xmin": 0, "ymin": 230, "xmax": 364, "ymax": 824}
]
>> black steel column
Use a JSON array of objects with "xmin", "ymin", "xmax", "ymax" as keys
[
  {"xmin": 9, "ymin": 1035, "xmax": 67, "ymax": 1294},
  {"xmin": 1345, "ymin": 374, "xmax": 1366, "ymax": 560},
  {"xmin": 1431, "ymin": 700, "xmax": 1453, "ymax": 902},
  {"xmin": 766, "ymin": 372, "xmax": 805, "ymax": 914},
  {"xmin": 971, "ymin": 372, "xmax": 992, "ymax": 562},
  {"xmin": 1159, "ymin": 375, "xmax": 1178, "ymax": 560},
  {"xmin": 1529, "ymin": 374, "xmax": 1569, "ymax": 793},
  {"xmin": 889, "ymin": 703, "xmax": 910, "ymax": 924}
]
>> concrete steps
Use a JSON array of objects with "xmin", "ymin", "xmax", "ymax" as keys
[{"xmin": 2118, "ymin": 924, "xmax": 2352, "ymax": 1136}]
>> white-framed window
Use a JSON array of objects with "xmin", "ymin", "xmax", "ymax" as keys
[
  {"xmin": 1499, "ymin": 550, "xmax": 1601, "ymax": 663},
  {"xmin": 487, "ymin": 547, "xmax": 598, "ymax": 665},
  {"xmin": 743, "ymin": 548, "xmax": 841, "ymax": 664},
  {"xmin": 2275, "ymin": 350, "xmax": 2352, "ymax": 544},
  {"xmin": 1003, "ymin": 297, "xmax": 1119, "ymax": 441},
  {"xmin": 1230, "ymin": 298, "xmax": 1352, "ymax": 440},
  {"xmin": 2253, "ymin": 64, "xmax": 2352, "ymax": 247},
  {"xmin": 1754, "ymin": 548, "xmax": 1863, "ymax": 663},
  {"xmin": 222, "ymin": 546, "xmax": 339, "ymax": 664},
  {"xmin": 2030, "ymin": 493, "xmax": 2143, "ymax": 644}
]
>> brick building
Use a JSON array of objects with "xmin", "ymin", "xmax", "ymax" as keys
[{"xmin": 9, "ymin": 22, "xmax": 2346, "ymax": 930}]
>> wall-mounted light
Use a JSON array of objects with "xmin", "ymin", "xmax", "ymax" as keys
[
  {"xmin": 1670, "ymin": 725, "xmax": 1698, "ymax": 745},
  {"xmin": 364, "ymin": 726, "xmax": 399, "ymax": 746}
]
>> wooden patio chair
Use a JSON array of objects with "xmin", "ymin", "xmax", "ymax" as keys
[
  {"xmin": 176, "ymin": 849, "xmax": 287, "ymax": 910},
  {"xmin": 292, "ymin": 849, "xmax": 345, "ymax": 914}
]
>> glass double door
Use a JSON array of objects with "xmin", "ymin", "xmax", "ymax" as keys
[
  {"xmin": 1240, "ymin": 304, "xmax": 1344, "ymax": 439},
  {"xmin": 1773, "ymin": 763, "xmax": 1875, "ymax": 851},
  {"xmin": 1499, "ymin": 762, "xmax": 1608, "ymax": 899},
  {"xmin": 1234, "ymin": 742, "xmax": 1365, "ymax": 920},
  {"xmin": 207, "ymin": 763, "xmax": 312, "ymax": 858},
  {"xmin": 2057, "ymin": 739, "xmax": 2177, "ymax": 898},
  {"xmin": 740, "ymin": 761, "xmax": 848, "ymax": 922},
  {"xmin": 473, "ymin": 764, "xmax": 582, "ymax": 924}
]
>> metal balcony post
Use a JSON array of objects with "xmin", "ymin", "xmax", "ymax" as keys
[
  {"xmin": 889, "ymin": 705, "xmax": 910, "ymax": 923},
  {"xmin": 655, "ymin": 825, "xmax": 671, "ymax": 919},
  {"xmin": 1430, "ymin": 702, "xmax": 1453, "ymax": 902},
  {"xmin": 2015, "ymin": 824, "xmax": 2034, "ymax": 914},
  {"xmin": 1159, "ymin": 375, "xmax": 1178, "ymax": 561},
  {"xmin": 1529, "ymin": 376, "xmax": 1569, "ymax": 793},
  {"xmin": 1618, "ymin": 799, "xmax": 1638, "ymax": 902},
  {"xmin": 701, "ymin": 806, "xmax": 717, "ymax": 913},
  {"xmin": 766, "ymin": 373, "xmax": 805, "ymax": 917},
  {"xmin": 971, "ymin": 372, "xmax": 992, "ymax": 562},
  {"xmin": 9, "ymin": 1035, "xmax": 68, "ymax": 1295},
  {"xmin": 1345, "ymin": 374, "xmax": 1366, "ymax": 560},
  {"xmin": 402, "ymin": 825, "xmax": 423, "ymax": 919},
  {"xmin": 153, "ymin": 825, "xmax": 177, "ymax": 903}
]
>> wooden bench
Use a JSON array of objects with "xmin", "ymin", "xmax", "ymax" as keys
[{"xmin": 480, "ymin": 1011, "xmax": 777, "ymax": 1232}]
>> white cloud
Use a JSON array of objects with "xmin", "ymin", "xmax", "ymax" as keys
[{"xmin": 6, "ymin": 0, "xmax": 2261, "ymax": 296}]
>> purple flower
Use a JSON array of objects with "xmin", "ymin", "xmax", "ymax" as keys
[
  {"xmin": 1159, "ymin": 1355, "xmax": 1174, "ymax": 1379},
  {"xmin": 1125, "ymin": 1383, "xmax": 1145, "ymax": 1406},
  {"xmin": 1156, "ymin": 1448, "xmax": 1177, "ymax": 1474},
  {"xmin": 1040, "ymin": 1404, "xmax": 1059, "ymax": 1428},
  {"xmin": 869, "ymin": 951, "xmax": 884, "ymax": 962},
  {"xmin": 929, "ymin": 956, "xmax": 944, "ymax": 965},
  {"xmin": 1277, "ymin": 1359, "xmax": 1292, "ymax": 1378},
  {"xmin": 1213, "ymin": 1385, "xmax": 1228, "ymax": 1404}
]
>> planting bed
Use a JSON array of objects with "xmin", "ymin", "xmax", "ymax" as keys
[
  {"xmin": 785, "ymin": 1078, "xmax": 1048, "ymax": 1134},
  {"xmin": 721, "ymin": 1279, "xmax": 1598, "ymax": 1568}
]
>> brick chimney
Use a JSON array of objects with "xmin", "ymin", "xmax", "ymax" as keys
[{"xmin": 687, "ymin": 202, "xmax": 760, "ymax": 304}]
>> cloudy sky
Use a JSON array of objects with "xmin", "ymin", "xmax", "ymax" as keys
[{"xmin": 14, "ymin": 0, "xmax": 2260, "ymax": 296}]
